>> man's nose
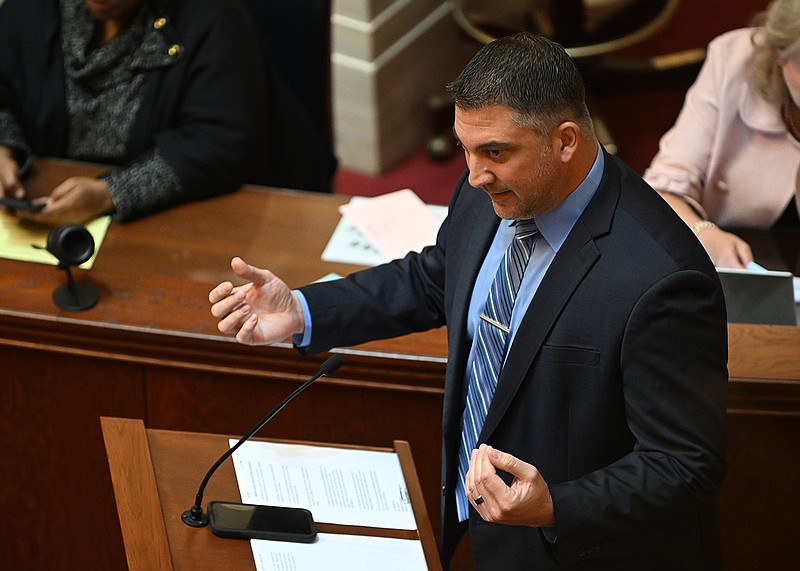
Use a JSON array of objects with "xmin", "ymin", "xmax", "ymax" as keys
[{"xmin": 467, "ymin": 160, "xmax": 493, "ymax": 188}]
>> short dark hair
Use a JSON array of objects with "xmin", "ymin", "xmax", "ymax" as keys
[{"xmin": 447, "ymin": 32, "xmax": 592, "ymax": 135}]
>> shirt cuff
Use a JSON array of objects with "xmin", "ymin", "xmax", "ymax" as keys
[{"xmin": 292, "ymin": 290, "xmax": 312, "ymax": 348}]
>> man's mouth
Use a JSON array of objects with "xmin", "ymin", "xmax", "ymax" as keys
[{"xmin": 486, "ymin": 189, "xmax": 512, "ymax": 199}]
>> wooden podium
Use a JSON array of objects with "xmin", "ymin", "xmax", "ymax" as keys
[{"xmin": 100, "ymin": 417, "xmax": 442, "ymax": 570}]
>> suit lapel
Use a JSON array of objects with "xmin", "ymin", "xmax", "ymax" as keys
[{"xmin": 450, "ymin": 193, "xmax": 500, "ymax": 345}]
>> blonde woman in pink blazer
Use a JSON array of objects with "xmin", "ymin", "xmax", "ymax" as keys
[{"xmin": 644, "ymin": 0, "xmax": 800, "ymax": 268}]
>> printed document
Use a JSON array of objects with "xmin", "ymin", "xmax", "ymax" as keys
[
  {"xmin": 251, "ymin": 533, "xmax": 427, "ymax": 571},
  {"xmin": 230, "ymin": 440, "xmax": 416, "ymax": 530}
]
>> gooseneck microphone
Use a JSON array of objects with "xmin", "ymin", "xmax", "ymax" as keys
[{"xmin": 182, "ymin": 353, "xmax": 345, "ymax": 527}]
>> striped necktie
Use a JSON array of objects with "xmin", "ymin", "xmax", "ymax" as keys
[{"xmin": 455, "ymin": 218, "xmax": 539, "ymax": 521}]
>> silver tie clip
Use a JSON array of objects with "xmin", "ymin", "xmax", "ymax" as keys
[{"xmin": 480, "ymin": 313, "xmax": 510, "ymax": 334}]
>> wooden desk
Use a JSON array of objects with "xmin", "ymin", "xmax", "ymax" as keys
[
  {"xmin": 100, "ymin": 417, "xmax": 441, "ymax": 571},
  {"xmin": 1, "ymin": 158, "xmax": 798, "ymax": 570}
]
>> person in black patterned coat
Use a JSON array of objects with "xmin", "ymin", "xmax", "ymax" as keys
[{"xmin": 0, "ymin": 0, "xmax": 335, "ymax": 224}]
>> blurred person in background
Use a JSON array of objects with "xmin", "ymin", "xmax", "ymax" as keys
[
  {"xmin": 644, "ymin": 0, "xmax": 800, "ymax": 268},
  {"xmin": 0, "ymin": 0, "xmax": 335, "ymax": 225}
]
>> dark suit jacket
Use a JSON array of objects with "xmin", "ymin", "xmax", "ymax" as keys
[{"xmin": 300, "ymin": 151, "xmax": 728, "ymax": 570}]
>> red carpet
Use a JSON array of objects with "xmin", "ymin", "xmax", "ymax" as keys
[{"xmin": 334, "ymin": 145, "xmax": 465, "ymax": 206}]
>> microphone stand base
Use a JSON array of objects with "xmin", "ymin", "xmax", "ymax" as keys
[
  {"xmin": 53, "ymin": 282, "xmax": 98, "ymax": 312},
  {"xmin": 181, "ymin": 508, "xmax": 209, "ymax": 527}
]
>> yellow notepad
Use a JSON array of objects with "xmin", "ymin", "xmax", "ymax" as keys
[{"xmin": 0, "ymin": 212, "xmax": 112, "ymax": 269}]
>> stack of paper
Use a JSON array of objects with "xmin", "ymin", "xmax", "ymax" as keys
[
  {"xmin": 250, "ymin": 533, "xmax": 427, "ymax": 571},
  {"xmin": 230, "ymin": 440, "xmax": 429, "ymax": 571},
  {"xmin": 322, "ymin": 189, "xmax": 447, "ymax": 266}
]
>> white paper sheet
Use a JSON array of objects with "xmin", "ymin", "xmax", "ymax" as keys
[
  {"xmin": 230, "ymin": 440, "xmax": 416, "ymax": 530},
  {"xmin": 251, "ymin": 533, "xmax": 428, "ymax": 571},
  {"xmin": 322, "ymin": 193, "xmax": 447, "ymax": 266},
  {"xmin": 337, "ymin": 189, "xmax": 441, "ymax": 262}
]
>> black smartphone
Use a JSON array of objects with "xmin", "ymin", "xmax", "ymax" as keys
[
  {"xmin": 208, "ymin": 501, "xmax": 317, "ymax": 543},
  {"xmin": 0, "ymin": 197, "xmax": 45, "ymax": 212}
]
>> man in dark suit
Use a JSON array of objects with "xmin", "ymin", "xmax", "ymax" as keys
[{"xmin": 210, "ymin": 33, "xmax": 727, "ymax": 570}]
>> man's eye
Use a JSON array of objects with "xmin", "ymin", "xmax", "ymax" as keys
[{"xmin": 488, "ymin": 149, "xmax": 502, "ymax": 158}]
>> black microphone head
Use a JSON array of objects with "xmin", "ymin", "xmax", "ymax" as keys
[
  {"xmin": 46, "ymin": 224, "xmax": 95, "ymax": 266},
  {"xmin": 319, "ymin": 354, "xmax": 344, "ymax": 375}
]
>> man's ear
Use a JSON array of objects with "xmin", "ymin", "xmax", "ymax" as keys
[{"xmin": 552, "ymin": 121, "xmax": 580, "ymax": 163}]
